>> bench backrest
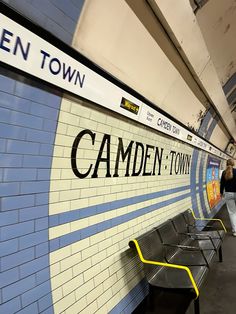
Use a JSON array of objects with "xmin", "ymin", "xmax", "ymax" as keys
[
  {"xmin": 155, "ymin": 220, "xmax": 184, "ymax": 259},
  {"xmin": 129, "ymin": 229, "xmax": 164, "ymax": 280},
  {"xmin": 171, "ymin": 213, "xmax": 189, "ymax": 234},
  {"xmin": 182, "ymin": 209, "xmax": 195, "ymax": 226}
]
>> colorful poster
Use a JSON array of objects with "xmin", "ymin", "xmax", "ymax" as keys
[{"xmin": 206, "ymin": 157, "xmax": 221, "ymax": 208}]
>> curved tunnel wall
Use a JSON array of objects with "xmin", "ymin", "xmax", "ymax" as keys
[
  {"xmin": 0, "ymin": 1, "xmax": 229, "ymax": 314},
  {"xmin": 0, "ymin": 68, "xmax": 225, "ymax": 313}
]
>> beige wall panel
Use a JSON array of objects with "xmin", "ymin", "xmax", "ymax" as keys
[
  {"xmin": 73, "ymin": 0, "xmax": 205, "ymax": 129},
  {"xmin": 162, "ymin": 76, "xmax": 205, "ymax": 130},
  {"xmin": 149, "ymin": 0, "xmax": 210, "ymax": 76},
  {"xmin": 209, "ymin": 123, "xmax": 229, "ymax": 150},
  {"xmin": 199, "ymin": 60, "xmax": 236, "ymax": 139},
  {"xmin": 196, "ymin": 0, "xmax": 236, "ymax": 86},
  {"xmin": 149, "ymin": 0, "xmax": 236, "ymax": 141}
]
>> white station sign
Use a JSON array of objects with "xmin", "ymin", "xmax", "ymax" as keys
[{"xmin": 0, "ymin": 13, "xmax": 228, "ymax": 160}]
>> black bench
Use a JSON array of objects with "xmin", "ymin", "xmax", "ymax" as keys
[
  {"xmin": 129, "ymin": 210, "xmax": 226, "ymax": 314},
  {"xmin": 182, "ymin": 209, "xmax": 226, "ymax": 241},
  {"xmin": 156, "ymin": 220, "xmax": 216, "ymax": 267},
  {"xmin": 171, "ymin": 211, "xmax": 225, "ymax": 262}
]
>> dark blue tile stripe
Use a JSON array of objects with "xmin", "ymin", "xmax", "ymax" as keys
[
  {"xmin": 49, "ymin": 185, "xmax": 192, "ymax": 228},
  {"xmin": 0, "ymin": 73, "xmax": 61, "ymax": 311},
  {"xmin": 49, "ymin": 192, "xmax": 191, "ymax": 252},
  {"xmin": 206, "ymin": 116, "xmax": 219, "ymax": 140},
  {"xmin": 198, "ymin": 109, "xmax": 212, "ymax": 137},
  {"xmin": 223, "ymin": 72, "xmax": 236, "ymax": 95},
  {"xmin": 190, "ymin": 149, "xmax": 200, "ymax": 216},
  {"xmin": 199, "ymin": 152, "xmax": 208, "ymax": 216},
  {"xmin": 227, "ymin": 87, "xmax": 236, "ymax": 105},
  {"xmin": 109, "ymin": 278, "xmax": 148, "ymax": 314}
]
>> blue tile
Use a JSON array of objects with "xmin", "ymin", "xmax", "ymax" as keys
[
  {"xmin": 0, "ymin": 107, "xmax": 11, "ymax": 123},
  {"xmin": 0, "ymin": 267, "xmax": 20, "ymax": 288},
  {"xmin": 23, "ymin": 155, "xmax": 51, "ymax": 168},
  {"xmin": 49, "ymin": 238, "xmax": 60, "ymax": 251},
  {"xmin": 37, "ymin": 168, "xmax": 51, "ymax": 180},
  {"xmin": 43, "ymin": 119, "xmax": 58, "ymax": 132},
  {"xmin": 11, "ymin": 111, "xmax": 43, "ymax": 130},
  {"xmin": 20, "ymin": 181, "xmax": 50, "ymax": 194},
  {"xmin": 33, "ymin": 0, "xmax": 74, "ymax": 34},
  {"xmin": 39, "ymin": 144, "xmax": 54, "ymax": 156},
  {"xmin": 2, "ymin": 274, "xmax": 36, "ymax": 302},
  {"xmin": 0, "ymin": 75, "xmax": 15, "ymax": 93},
  {"xmin": 14, "ymin": 82, "xmax": 46, "ymax": 103},
  {"xmin": 0, "ymin": 154, "xmax": 23, "ymax": 168},
  {"xmin": 51, "ymin": 0, "xmax": 81, "ymax": 21},
  {"xmin": 35, "ymin": 217, "xmax": 49, "ymax": 231},
  {"xmin": 36, "ymin": 267, "xmax": 50, "ymax": 285},
  {"xmin": 3, "ymin": 168, "xmax": 37, "ymax": 182},
  {"xmin": 35, "ymin": 193, "xmax": 49, "ymax": 205},
  {"xmin": 42, "ymin": 92, "xmax": 61, "ymax": 108},
  {"xmin": 0, "ymin": 211, "xmax": 18, "ymax": 227},
  {"xmin": 45, "ymin": 18, "xmax": 71, "ymax": 44},
  {"xmin": 71, "ymin": 0, "xmax": 85, "ymax": 10},
  {"xmin": 19, "ymin": 205, "xmax": 48, "ymax": 221},
  {"xmin": 19, "ymin": 230, "xmax": 47, "ymax": 250},
  {"xmin": 26, "ymin": 129, "xmax": 55, "ymax": 144},
  {"xmin": 20, "ymin": 255, "xmax": 48, "ymax": 278},
  {"xmin": 0, "ymin": 91, "xmax": 31, "ymax": 113},
  {"xmin": 0, "ymin": 122, "xmax": 27, "ymax": 140},
  {"xmin": 1, "ymin": 195, "xmax": 35, "ymax": 211},
  {"xmin": 49, "ymin": 214, "xmax": 59, "ymax": 227},
  {"xmin": 0, "ymin": 238, "xmax": 18, "ymax": 257},
  {"xmin": 30, "ymin": 103, "xmax": 58, "ymax": 119},
  {"xmin": 1, "ymin": 221, "xmax": 34, "ymax": 241},
  {"xmin": 16, "ymin": 302, "xmax": 38, "ymax": 314},
  {"xmin": 22, "ymin": 280, "xmax": 51, "ymax": 307},
  {"xmin": 41, "ymin": 305, "xmax": 54, "ymax": 314},
  {"xmin": 38, "ymin": 293, "xmax": 53, "ymax": 312},
  {"xmin": 0, "ymin": 182, "xmax": 20, "ymax": 197},
  {"xmin": 223, "ymin": 72, "xmax": 236, "ymax": 95},
  {"xmin": 0, "ymin": 297, "xmax": 21, "ymax": 314},
  {"xmin": 1, "ymin": 247, "xmax": 35, "ymax": 272},
  {"xmin": 6, "ymin": 139, "xmax": 40, "ymax": 154},
  {"xmin": 15, "ymin": 81, "xmax": 61, "ymax": 108},
  {"xmin": 35, "ymin": 242, "xmax": 49, "ymax": 258}
]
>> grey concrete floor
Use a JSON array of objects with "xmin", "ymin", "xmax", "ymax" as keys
[
  {"xmin": 186, "ymin": 205, "xmax": 236, "ymax": 314},
  {"xmin": 133, "ymin": 205, "xmax": 236, "ymax": 314}
]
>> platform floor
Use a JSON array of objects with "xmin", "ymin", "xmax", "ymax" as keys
[{"xmin": 133, "ymin": 205, "xmax": 236, "ymax": 314}]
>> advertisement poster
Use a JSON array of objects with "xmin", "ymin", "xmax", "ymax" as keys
[{"xmin": 206, "ymin": 157, "xmax": 221, "ymax": 208}]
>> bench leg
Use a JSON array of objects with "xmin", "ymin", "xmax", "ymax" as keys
[
  {"xmin": 194, "ymin": 297, "xmax": 200, "ymax": 314},
  {"xmin": 219, "ymin": 246, "xmax": 223, "ymax": 262}
]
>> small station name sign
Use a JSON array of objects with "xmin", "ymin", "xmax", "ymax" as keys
[{"xmin": 0, "ymin": 12, "xmax": 228, "ymax": 160}]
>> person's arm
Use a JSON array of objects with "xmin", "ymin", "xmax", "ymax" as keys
[{"xmin": 220, "ymin": 171, "xmax": 225, "ymax": 196}]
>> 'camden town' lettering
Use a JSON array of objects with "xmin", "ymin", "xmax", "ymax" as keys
[
  {"xmin": 40, "ymin": 50, "xmax": 85, "ymax": 87},
  {"xmin": 169, "ymin": 150, "xmax": 191, "ymax": 175},
  {"xmin": 0, "ymin": 28, "xmax": 31, "ymax": 60},
  {"xmin": 71, "ymin": 129, "xmax": 164, "ymax": 179}
]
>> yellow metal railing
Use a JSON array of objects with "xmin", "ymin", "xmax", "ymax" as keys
[
  {"xmin": 131, "ymin": 239, "xmax": 199, "ymax": 299},
  {"xmin": 190, "ymin": 209, "xmax": 227, "ymax": 233}
]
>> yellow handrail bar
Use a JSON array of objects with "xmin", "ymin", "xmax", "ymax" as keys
[
  {"xmin": 131, "ymin": 239, "xmax": 199, "ymax": 299},
  {"xmin": 190, "ymin": 209, "xmax": 227, "ymax": 233}
]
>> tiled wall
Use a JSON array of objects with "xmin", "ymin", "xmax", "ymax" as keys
[
  {"xmin": 0, "ymin": 72, "xmax": 224, "ymax": 314},
  {"xmin": 0, "ymin": 1, "xmax": 225, "ymax": 313},
  {"xmin": 0, "ymin": 72, "xmax": 61, "ymax": 313},
  {"xmin": 2, "ymin": 0, "xmax": 84, "ymax": 45},
  {"xmin": 46, "ymin": 96, "xmax": 221, "ymax": 313},
  {"xmin": 0, "ymin": 69, "xmax": 224, "ymax": 313}
]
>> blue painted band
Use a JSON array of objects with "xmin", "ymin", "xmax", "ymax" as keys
[
  {"xmin": 49, "ymin": 185, "xmax": 194, "ymax": 228},
  {"xmin": 49, "ymin": 191, "xmax": 191, "ymax": 252}
]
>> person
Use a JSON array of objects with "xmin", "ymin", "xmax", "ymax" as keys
[{"xmin": 220, "ymin": 158, "xmax": 236, "ymax": 236}]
